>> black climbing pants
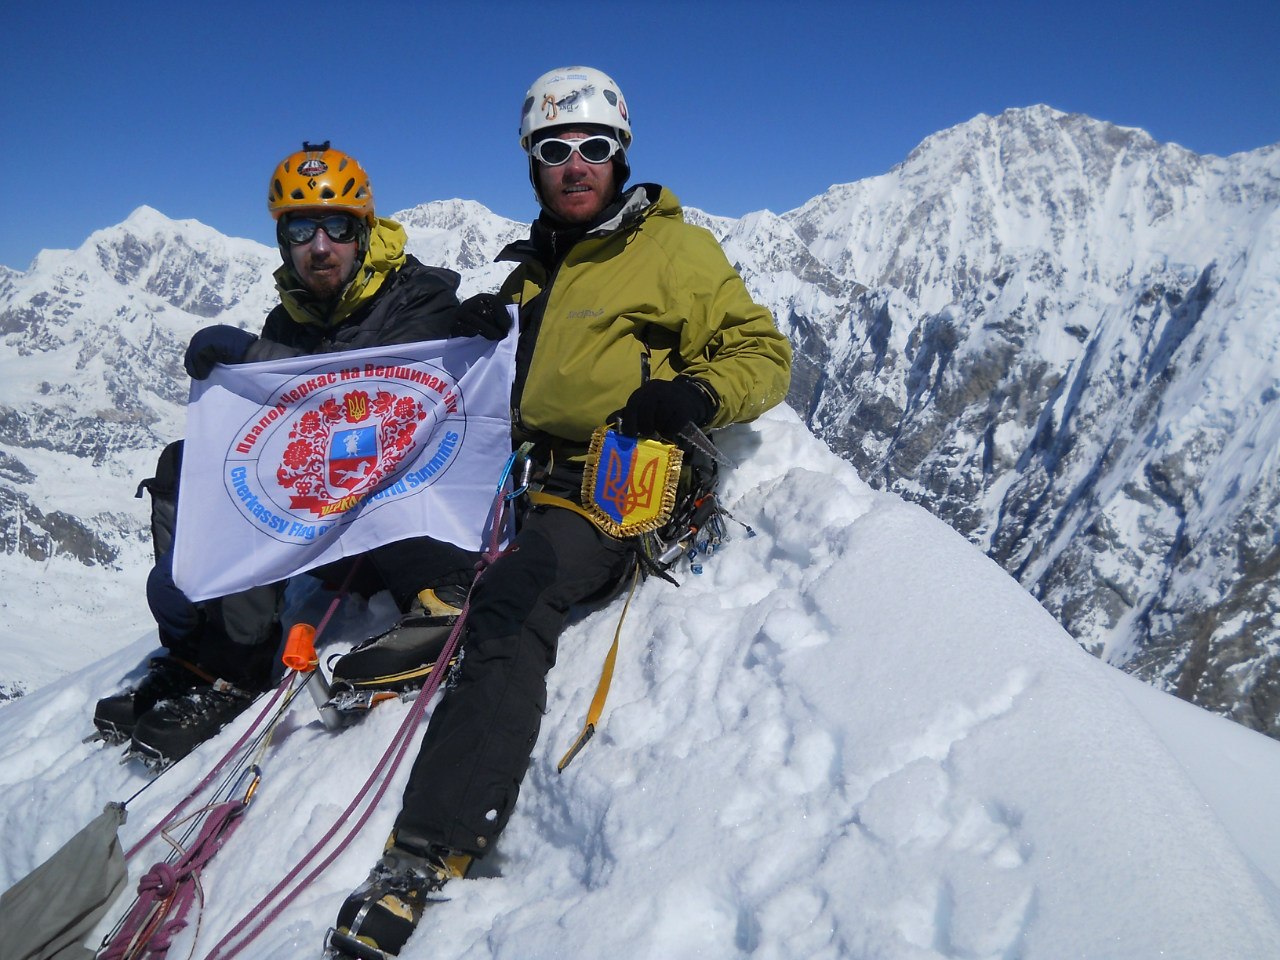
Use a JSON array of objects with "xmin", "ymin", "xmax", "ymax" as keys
[{"xmin": 393, "ymin": 503, "xmax": 633, "ymax": 857}]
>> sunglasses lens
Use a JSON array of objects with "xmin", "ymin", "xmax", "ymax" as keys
[
  {"xmin": 282, "ymin": 218, "xmax": 319, "ymax": 244},
  {"xmin": 282, "ymin": 215, "xmax": 359, "ymax": 245},
  {"xmin": 319, "ymin": 215, "xmax": 360, "ymax": 243},
  {"xmin": 535, "ymin": 140, "xmax": 574, "ymax": 165},
  {"xmin": 578, "ymin": 137, "xmax": 616, "ymax": 163}
]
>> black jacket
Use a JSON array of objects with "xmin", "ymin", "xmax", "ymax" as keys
[{"xmin": 247, "ymin": 255, "xmax": 462, "ymax": 361}]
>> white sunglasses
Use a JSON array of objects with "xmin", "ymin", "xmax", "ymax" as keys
[{"xmin": 530, "ymin": 135, "xmax": 622, "ymax": 166}]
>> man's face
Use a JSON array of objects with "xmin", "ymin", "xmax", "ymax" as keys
[
  {"xmin": 283, "ymin": 210, "xmax": 361, "ymax": 301},
  {"xmin": 534, "ymin": 128, "xmax": 618, "ymax": 224}
]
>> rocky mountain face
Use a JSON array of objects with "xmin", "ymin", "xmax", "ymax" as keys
[
  {"xmin": 0, "ymin": 209, "xmax": 275, "ymax": 562},
  {"xmin": 3, "ymin": 107, "xmax": 1279, "ymax": 741},
  {"xmin": 760, "ymin": 106, "xmax": 1280, "ymax": 737},
  {"xmin": 0, "ymin": 210, "xmax": 281, "ymax": 697}
]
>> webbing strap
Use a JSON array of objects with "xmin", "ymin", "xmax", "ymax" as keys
[
  {"xmin": 557, "ymin": 564, "xmax": 642, "ymax": 772},
  {"xmin": 527, "ymin": 489, "xmax": 597, "ymax": 523},
  {"xmin": 529, "ymin": 488, "xmax": 646, "ymax": 771}
]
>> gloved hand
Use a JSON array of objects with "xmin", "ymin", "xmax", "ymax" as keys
[
  {"xmin": 615, "ymin": 377, "xmax": 718, "ymax": 439},
  {"xmin": 147, "ymin": 551, "xmax": 200, "ymax": 641},
  {"xmin": 184, "ymin": 325, "xmax": 258, "ymax": 380},
  {"xmin": 451, "ymin": 293, "xmax": 513, "ymax": 340}
]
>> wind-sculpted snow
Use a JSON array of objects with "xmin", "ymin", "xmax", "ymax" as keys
[{"xmin": 3, "ymin": 410, "xmax": 1279, "ymax": 959}]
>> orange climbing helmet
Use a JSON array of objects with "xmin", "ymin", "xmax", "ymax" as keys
[{"xmin": 267, "ymin": 141, "xmax": 375, "ymax": 224}]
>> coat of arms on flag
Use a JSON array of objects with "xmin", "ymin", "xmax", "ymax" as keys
[
  {"xmin": 276, "ymin": 389, "xmax": 430, "ymax": 516},
  {"xmin": 229, "ymin": 370, "xmax": 457, "ymax": 530},
  {"xmin": 581, "ymin": 426, "xmax": 683, "ymax": 537},
  {"xmin": 329, "ymin": 423, "xmax": 378, "ymax": 491}
]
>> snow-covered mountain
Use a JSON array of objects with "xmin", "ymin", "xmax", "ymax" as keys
[
  {"xmin": 3, "ymin": 408, "xmax": 1280, "ymax": 959},
  {"xmin": 0, "ymin": 208, "xmax": 280, "ymax": 697},
  {"xmin": 1, "ymin": 106, "xmax": 1279, "ymax": 751},
  {"xmin": 766, "ymin": 106, "xmax": 1280, "ymax": 738},
  {"xmin": 0, "ymin": 203, "xmax": 523, "ymax": 700}
]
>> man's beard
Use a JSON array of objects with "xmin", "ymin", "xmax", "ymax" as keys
[{"xmin": 300, "ymin": 259, "xmax": 352, "ymax": 302}]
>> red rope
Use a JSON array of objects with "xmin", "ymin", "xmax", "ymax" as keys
[
  {"xmin": 200, "ymin": 494, "xmax": 512, "ymax": 960},
  {"xmin": 100, "ymin": 800, "xmax": 248, "ymax": 959},
  {"xmin": 96, "ymin": 564, "xmax": 364, "ymax": 960},
  {"xmin": 122, "ymin": 680, "xmax": 288, "ymax": 864},
  {"xmin": 124, "ymin": 561, "xmax": 363, "ymax": 862}
]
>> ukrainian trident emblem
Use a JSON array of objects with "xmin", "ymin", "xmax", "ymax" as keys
[{"xmin": 582, "ymin": 426, "xmax": 683, "ymax": 537}]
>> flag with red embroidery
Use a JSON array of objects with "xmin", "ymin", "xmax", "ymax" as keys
[{"xmin": 172, "ymin": 330, "xmax": 515, "ymax": 601}]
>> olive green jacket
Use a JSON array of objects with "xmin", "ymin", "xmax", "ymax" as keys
[{"xmin": 497, "ymin": 184, "xmax": 791, "ymax": 451}]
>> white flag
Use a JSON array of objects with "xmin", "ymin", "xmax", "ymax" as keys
[{"xmin": 172, "ymin": 330, "xmax": 516, "ymax": 602}]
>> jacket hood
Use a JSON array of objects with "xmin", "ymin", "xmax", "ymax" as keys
[
  {"xmin": 592, "ymin": 182, "xmax": 670, "ymax": 233},
  {"xmin": 274, "ymin": 217, "xmax": 408, "ymax": 328},
  {"xmin": 501, "ymin": 184, "xmax": 676, "ymax": 269}
]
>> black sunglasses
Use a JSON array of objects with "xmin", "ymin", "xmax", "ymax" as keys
[{"xmin": 279, "ymin": 214, "xmax": 363, "ymax": 246}]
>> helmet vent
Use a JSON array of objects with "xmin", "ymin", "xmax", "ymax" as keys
[
  {"xmin": 320, "ymin": 187, "xmax": 336, "ymax": 200},
  {"xmin": 290, "ymin": 188, "xmax": 305, "ymax": 200},
  {"xmin": 341, "ymin": 178, "xmax": 356, "ymax": 197}
]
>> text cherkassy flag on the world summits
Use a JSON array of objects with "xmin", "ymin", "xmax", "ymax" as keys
[{"xmin": 172, "ymin": 329, "xmax": 516, "ymax": 602}]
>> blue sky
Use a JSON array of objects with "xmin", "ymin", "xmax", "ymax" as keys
[{"xmin": 2, "ymin": 0, "xmax": 1277, "ymax": 271}]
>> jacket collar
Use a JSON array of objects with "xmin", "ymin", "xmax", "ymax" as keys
[
  {"xmin": 499, "ymin": 183, "xmax": 672, "ymax": 268},
  {"xmin": 274, "ymin": 217, "xmax": 408, "ymax": 328}
]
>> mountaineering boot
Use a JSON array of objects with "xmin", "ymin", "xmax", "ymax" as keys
[
  {"xmin": 330, "ymin": 586, "xmax": 464, "ymax": 694},
  {"xmin": 127, "ymin": 680, "xmax": 257, "ymax": 770},
  {"xmin": 92, "ymin": 656, "xmax": 214, "ymax": 743},
  {"xmin": 329, "ymin": 838, "xmax": 472, "ymax": 958}
]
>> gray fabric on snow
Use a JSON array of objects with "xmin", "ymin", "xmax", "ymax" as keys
[{"xmin": 0, "ymin": 802, "xmax": 128, "ymax": 960}]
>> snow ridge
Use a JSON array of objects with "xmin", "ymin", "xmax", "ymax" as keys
[{"xmin": 2, "ymin": 410, "xmax": 1280, "ymax": 959}]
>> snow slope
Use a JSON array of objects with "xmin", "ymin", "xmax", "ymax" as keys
[{"xmin": 2, "ymin": 407, "xmax": 1279, "ymax": 959}]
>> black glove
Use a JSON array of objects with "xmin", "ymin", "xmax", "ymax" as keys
[
  {"xmin": 451, "ymin": 293, "xmax": 513, "ymax": 340},
  {"xmin": 615, "ymin": 377, "xmax": 718, "ymax": 439},
  {"xmin": 184, "ymin": 325, "xmax": 258, "ymax": 380}
]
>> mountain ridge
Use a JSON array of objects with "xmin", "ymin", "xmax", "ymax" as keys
[{"xmin": 2, "ymin": 105, "xmax": 1279, "ymax": 741}]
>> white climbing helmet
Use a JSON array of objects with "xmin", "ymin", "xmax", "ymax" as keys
[{"xmin": 518, "ymin": 66, "xmax": 632, "ymax": 152}]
